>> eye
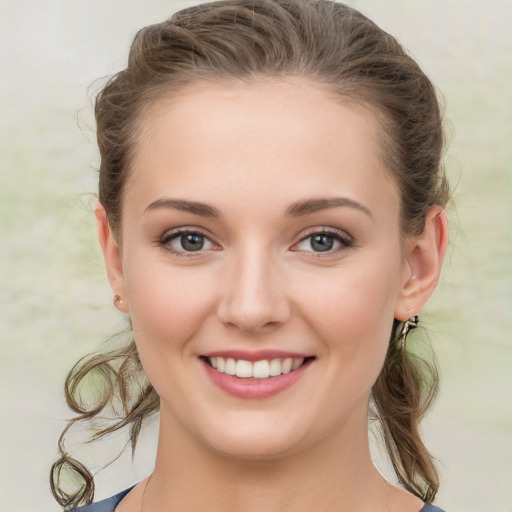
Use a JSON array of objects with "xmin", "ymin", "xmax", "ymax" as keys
[
  {"xmin": 160, "ymin": 229, "xmax": 217, "ymax": 255},
  {"xmin": 292, "ymin": 229, "xmax": 352, "ymax": 254}
]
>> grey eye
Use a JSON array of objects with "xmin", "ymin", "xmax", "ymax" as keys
[
  {"xmin": 293, "ymin": 230, "xmax": 351, "ymax": 254},
  {"xmin": 178, "ymin": 233, "xmax": 205, "ymax": 251},
  {"xmin": 165, "ymin": 231, "xmax": 215, "ymax": 253},
  {"xmin": 310, "ymin": 234, "xmax": 335, "ymax": 252}
]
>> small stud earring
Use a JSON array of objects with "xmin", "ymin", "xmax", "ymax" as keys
[{"xmin": 113, "ymin": 294, "xmax": 124, "ymax": 307}]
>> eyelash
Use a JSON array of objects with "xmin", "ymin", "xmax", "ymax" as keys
[
  {"xmin": 292, "ymin": 227, "xmax": 353, "ymax": 256},
  {"xmin": 158, "ymin": 228, "xmax": 219, "ymax": 257},
  {"xmin": 157, "ymin": 226, "xmax": 353, "ymax": 257}
]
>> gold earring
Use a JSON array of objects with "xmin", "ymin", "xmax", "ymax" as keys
[
  {"xmin": 399, "ymin": 315, "xmax": 419, "ymax": 348},
  {"xmin": 113, "ymin": 294, "xmax": 124, "ymax": 307}
]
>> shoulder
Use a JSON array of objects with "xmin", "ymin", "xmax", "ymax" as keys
[
  {"xmin": 421, "ymin": 504, "xmax": 448, "ymax": 512},
  {"xmin": 69, "ymin": 487, "xmax": 134, "ymax": 512}
]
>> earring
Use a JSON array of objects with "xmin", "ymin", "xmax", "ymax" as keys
[
  {"xmin": 113, "ymin": 294, "xmax": 124, "ymax": 309},
  {"xmin": 399, "ymin": 315, "xmax": 419, "ymax": 348}
]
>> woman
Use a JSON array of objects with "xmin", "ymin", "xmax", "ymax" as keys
[{"xmin": 51, "ymin": 0, "xmax": 450, "ymax": 510}]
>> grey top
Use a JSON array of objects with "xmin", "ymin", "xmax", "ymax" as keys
[
  {"xmin": 70, "ymin": 487, "xmax": 133, "ymax": 511},
  {"xmin": 70, "ymin": 487, "xmax": 448, "ymax": 512}
]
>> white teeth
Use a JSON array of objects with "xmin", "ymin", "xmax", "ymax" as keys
[
  {"xmin": 281, "ymin": 358, "xmax": 293, "ymax": 374},
  {"xmin": 207, "ymin": 356, "xmax": 307, "ymax": 379},
  {"xmin": 252, "ymin": 360, "xmax": 270, "ymax": 379},
  {"xmin": 269, "ymin": 358, "xmax": 282, "ymax": 376},
  {"xmin": 292, "ymin": 358, "xmax": 304, "ymax": 371},
  {"xmin": 235, "ymin": 360, "xmax": 253, "ymax": 378},
  {"xmin": 225, "ymin": 358, "xmax": 236, "ymax": 375}
]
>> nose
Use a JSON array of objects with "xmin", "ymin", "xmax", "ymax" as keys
[{"xmin": 216, "ymin": 248, "xmax": 291, "ymax": 334}]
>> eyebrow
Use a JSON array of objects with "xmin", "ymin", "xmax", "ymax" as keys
[
  {"xmin": 285, "ymin": 197, "xmax": 373, "ymax": 218},
  {"xmin": 144, "ymin": 198, "xmax": 221, "ymax": 217},
  {"xmin": 144, "ymin": 196, "xmax": 372, "ymax": 219}
]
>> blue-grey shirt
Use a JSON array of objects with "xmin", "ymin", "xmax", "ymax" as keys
[{"xmin": 70, "ymin": 487, "xmax": 448, "ymax": 511}]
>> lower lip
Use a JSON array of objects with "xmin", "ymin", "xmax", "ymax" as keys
[{"xmin": 202, "ymin": 359, "xmax": 313, "ymax": 399}]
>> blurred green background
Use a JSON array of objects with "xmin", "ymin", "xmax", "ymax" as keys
[{"xmin": 1, "ymin": 1, "xmax": 510, "ymax": 510}]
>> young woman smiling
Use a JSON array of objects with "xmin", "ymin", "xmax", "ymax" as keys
[{"xmin": 51, "ymin": 1, "xmax": 450, "ymax": 511}]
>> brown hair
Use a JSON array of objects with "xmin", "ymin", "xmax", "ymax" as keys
[{"xmin": 51, "ymin": 0, "xmax": 449, "ymax": 508}]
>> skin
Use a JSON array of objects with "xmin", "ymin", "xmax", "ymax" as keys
[{"xmin": 97, "ymin": 78, "xmax": 448, "ymax": 511}]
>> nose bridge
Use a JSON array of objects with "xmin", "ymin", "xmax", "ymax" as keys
[{"xmin": 217, "ymin": 241, "xmax": 289, "ymax": 332}]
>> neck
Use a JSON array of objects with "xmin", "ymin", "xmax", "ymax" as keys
[{"xmin": 145, "ymin": 408, "xmax": 395, "ymax": 512}]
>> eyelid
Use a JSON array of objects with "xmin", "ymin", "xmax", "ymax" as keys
[
  {"xmin": 156, "ymin": 225, "xmax": 352, "ymax": 257},
  {"xmin": 290, "ymin": 226, "xmax": 353, "ymax": 253},
  {"xmin": 160, "ymin": 226, "xmax": 213, "ymax": 241},
  {"xmin": 158, "ymin": 226, "xmax": 221, "ymax": 256}
]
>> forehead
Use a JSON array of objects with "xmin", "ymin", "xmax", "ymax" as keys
[{"xmin": 125, "ymin": 78, "xmax": 399, "ymax": 218}]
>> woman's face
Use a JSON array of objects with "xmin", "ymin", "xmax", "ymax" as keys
[{"xmin": 110, "ymin": 79, "xmax": 413, "ymax": 458}]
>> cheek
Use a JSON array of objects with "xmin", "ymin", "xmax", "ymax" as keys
[
  {"xmin": 122, "ymin": 254, "xmax": 216, "ymax": 357},
  {"xmin": 296, "ymin": 255, "xmax": 402, "ymax": 379}
]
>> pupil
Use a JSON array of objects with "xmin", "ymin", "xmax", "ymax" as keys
[
  {"xmin": 181, "ymin": 234, "xmax": 204, "ymax": 251},
  {"xmin": 311, "ymin": 234, "xmax": 333, "ymax": 252}
]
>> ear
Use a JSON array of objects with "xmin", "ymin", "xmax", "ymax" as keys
[
  {"xmin": 394, "ymin": 206, "xmax": 448, "ymax": 321},
  {"xmin": 95, "ymin": 202, "xmax": 129, "ymax": 313}
]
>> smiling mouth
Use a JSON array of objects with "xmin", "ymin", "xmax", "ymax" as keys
[{"xmin": 201, "ymin": 356, "xmax": 314, "ymax": 379}]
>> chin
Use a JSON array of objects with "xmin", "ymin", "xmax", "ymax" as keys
[
  {"xmin": 208, "ymin": 434, "xmax": 303, "ymax": 461},
  {"xmin": 197, "ymin": 413, "xmax": 321, "ymax": 462}
]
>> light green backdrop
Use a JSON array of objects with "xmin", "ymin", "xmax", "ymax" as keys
[{"xmin": 1, "ymin": 1, "xmax": 511, "ymax": 510}]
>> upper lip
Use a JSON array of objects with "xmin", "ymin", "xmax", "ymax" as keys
[{"xmin": 201, "ymin": 350, "xmax": 313, "ymax": 362}]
